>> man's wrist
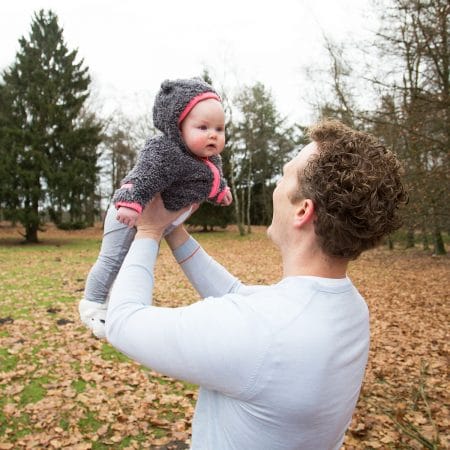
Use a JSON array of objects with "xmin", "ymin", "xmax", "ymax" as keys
[
  {"xmin": 165, "ymin": 226, "xmax": 189, "ymax": 251},
  {"xmin": 135, "ymin": 228, "xmax": 163, "ymax": 241}
]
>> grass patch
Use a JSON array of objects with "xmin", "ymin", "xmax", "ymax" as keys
[
  {"xmin": 78, "ymin": 410, "xmax": 102, "ymax": 434},
  {"xmin": 71, "ymin": 378, "xmax": 88, "ymax": 394},
  {"xmin": 19, "ymin": 377, "xmax": 51, "ymax": 405},
  {"xmin": 101, "ymin": 343, "xmax": 129, "ymax": 363},
  {"xmin": 152, "ymin": 427, "xmax": 168, "ymax": 438},
  {"xmin": 0, "ymin": 347, "xmax": 19, "ymax": 372},
  {"xmin": 59, "ymin": 416, "xmax": 70, "ymax": 431}
]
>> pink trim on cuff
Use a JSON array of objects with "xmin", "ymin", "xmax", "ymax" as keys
[
  {"xmin": 178, "ymin": 92, "xmax": 221, "ymax": 125},
  {"xmin": 115, "ymin": 202, "xmax": 143, "ymax": 214},
  {"xmin": 216, "ymin": 186, "xmax": 230, "ymax": 204},
  {"xmin": 121, "ymin": 183, "xmax": 133, "ymax": 189}
]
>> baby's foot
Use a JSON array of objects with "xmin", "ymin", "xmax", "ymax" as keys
[{"xmin": 78, "ymin": 299, "xmax": 108, "ymax": 339}]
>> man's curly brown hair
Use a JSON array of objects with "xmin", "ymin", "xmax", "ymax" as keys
[{"xmin": 297, "ymin": 119, "xmax": 408, "ymax": 260}]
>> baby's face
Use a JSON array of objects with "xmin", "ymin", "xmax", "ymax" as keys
[{"xmin": 180, "ymin": 99, "xmax": 225, "ymax": 158}]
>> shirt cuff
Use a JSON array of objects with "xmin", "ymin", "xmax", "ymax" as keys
[{"xmin": 172, "ymin": 237, "xmax": 201, "ymax": 264}]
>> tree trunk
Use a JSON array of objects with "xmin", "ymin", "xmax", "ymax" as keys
[
  {"xmin": 387, "ymin": 235, "xmax": 394, "ymax": 250},
  {"xmin": 421, "ymin": 228, "xmax": 429, "ymax": 251},
  {"xmin": 25, "ymin": 223, "xmax": 39, "ymax": 243},
  {"xmin": 25, "ymin": 199, "xmax": 40, "ymax": 243},
  {"xmin": 229, "ymin": 151, "xmax": 245, "ymax": 236},
  {"xmin": 433, "ymin": 228, "xmax": 446, "ymax": 255},
  {"xmin": 234, "ymin": 194, "xmax": 245, "ymax": 236},
  {"xmin": 405, "ymin": 228, "xmax": 415, "ymax": 248},
  {"xmin": 246, "ymin": 158, "xmax": 252, "ymax": 234}
]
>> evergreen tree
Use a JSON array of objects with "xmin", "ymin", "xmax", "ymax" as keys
[
  {"xmin": 232, "ymin": 82, "xmax": 301, "ymax": 229},
  {"xmin": 0, "ymin": 10, "xmax": 102, "ymax": 241}
]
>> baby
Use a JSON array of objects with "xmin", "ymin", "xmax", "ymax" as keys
[{"xmin": 79, "ymin": 78, "xmax": 232, "ymax": 338}]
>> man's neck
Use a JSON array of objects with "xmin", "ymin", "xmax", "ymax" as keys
[{"xmin": 281, "ymin": 242, "xmax": 349, "ymax": 279}]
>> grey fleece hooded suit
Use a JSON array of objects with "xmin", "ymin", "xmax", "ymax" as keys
[
  {"xmin": 84, "ymin": 78, "xmax": 230, "ymax": 304},
  {"xmin": 113, "ymin": 78, "xmax": 229, "ymax": 212}
]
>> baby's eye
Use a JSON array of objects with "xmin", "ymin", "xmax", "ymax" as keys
[
  {"xmin": 199, "ymin": 125, "xmax": 208, "ymax": 130},
  {"xmin": 216, "ymin": 127, "xmax": 224, "ymax": 132}
]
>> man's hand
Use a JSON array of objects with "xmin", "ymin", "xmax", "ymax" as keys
[
  {"xmin": 117, "ymin": 206, "xmax": 140, "ymax": 228},
  {"xmin": 136, "ymin": 194, "xmax": 198, "ymax": 241},
  {"xmin": 221, "ymin": 189, "xmax": 233, "ymax": 206}
]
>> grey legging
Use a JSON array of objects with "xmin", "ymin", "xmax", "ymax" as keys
[
  {"xmin": 83, "ymin": 204, "xmax": 136, "ymax": 303},
  {"xmin": 84, "ymin": 202, "xmax": 192, "ymax": 303}
]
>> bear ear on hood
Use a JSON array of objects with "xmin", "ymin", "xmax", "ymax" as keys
[{"xmin": 160, "ymin": 80, "xmax": 174, "ymax": 94}]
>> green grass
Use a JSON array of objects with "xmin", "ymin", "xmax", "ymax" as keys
[
  {"xmin": 0, "ymin": 347, "xmax": 19, "ymax": 372},
  {"xmin": 71, "ymin": 379, "xmax": 87, "ymax": 394},
  {"xmin": 20, "ymin": 376, "xmax": 51, "ymax": 405},
  {"xmin": 78, "ymin": 410, "xmax": 102, "ymax": 433},
  {"xmin": 101, "ymin": 342, "xmax": 130, "ymax": 363}
]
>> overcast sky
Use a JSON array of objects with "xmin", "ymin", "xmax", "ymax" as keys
[{"xmin": 1, "ymin": 0, "xmax": 379, "ymax": 124}]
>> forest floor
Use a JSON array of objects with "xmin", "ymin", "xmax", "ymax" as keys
[{"xmin": 0, "ymin": 223, "xmax": 448, "ymax": 449}]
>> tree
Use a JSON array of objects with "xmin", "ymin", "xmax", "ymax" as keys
[
  {"xmin": 318, "ymin": 38, "xmax": 357, "ymax": 127},
  {"xmin": 231, "ymin": 82, "xmax": 300, "ymax": 232},
  {"xmin": 311, "ymin": 1, "xmax": 449, "ymax": 253},
  {"xmin": 373, "ymin": 0, "xmax": 449, "ymax": 254},
  {"xmin": 187, "ymin": 202, "xmax": 233, "ymax": 231},
  {"xmin": 0, "ymin": 10, "xmax": 102, "ymax": 241}
]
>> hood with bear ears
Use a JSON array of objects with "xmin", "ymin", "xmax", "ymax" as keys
[{"xmin": 152, "ymin": 78, "xmax": 221, "ymax": 148}]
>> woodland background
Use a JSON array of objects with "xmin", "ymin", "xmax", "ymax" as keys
[
  {"xmin": 0, "ymin": 0, "xmax": 449, "ymax": 448},
  {"xmin": 0, "ymin": 0, "xmax": 448, "ymax": 252}
]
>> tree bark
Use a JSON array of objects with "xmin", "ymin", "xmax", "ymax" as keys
[
  {"xmin": 229, "ymin": 148, "xmax": 245, "ymax": 236},
  {"xmin": 405, "ymin": 228, "xmax": 415, "ymax": 248},
  {"xmin": 246, "ymin": 157, "xmax": 252, "ymax": 234},
  {"xmin": 433, "ymin": 228, "xmax": 446, "ymax": 255}
]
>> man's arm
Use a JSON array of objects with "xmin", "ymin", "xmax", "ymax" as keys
[
  {"xmin": 166, "ymin": 226, "xmax": 267, "ymax": 298},
  {"xmin": 105, "ymin": 237, "xmax": 268, "ymax": 397}
]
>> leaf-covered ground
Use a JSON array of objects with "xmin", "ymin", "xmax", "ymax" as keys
[{"xmin": 0, "ymin": 224, "xmax": 448, "ymax": 449}]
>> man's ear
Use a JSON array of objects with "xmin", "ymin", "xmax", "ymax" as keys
[{"xmin": 293, "ymin": 199, "xmax": 315, "ymax": 228}]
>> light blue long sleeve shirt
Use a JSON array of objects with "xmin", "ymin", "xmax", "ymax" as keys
[{"xmin": 106, "ymin": 237, "xmax": 369, "ymax": 450}]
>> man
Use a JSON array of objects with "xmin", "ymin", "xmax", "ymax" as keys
[{"xmin": 106, "ymin": 119, "xmax": 407, "ymax": 449}]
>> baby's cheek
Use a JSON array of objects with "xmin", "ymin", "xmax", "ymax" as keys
[{"xmin": 191, "ymin": 135, "xmax": 207, "ymax": 148}]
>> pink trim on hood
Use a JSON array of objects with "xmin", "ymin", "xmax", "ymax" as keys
[{"xmin": 178, "ymin": 92, "xmax": 221, "ymax": 125}]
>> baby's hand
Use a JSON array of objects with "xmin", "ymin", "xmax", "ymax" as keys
[
  {"xmin": 221, "ymin": 189, "xmax": 233, "ymax": 206},
  {"xmin": 116, "ymin": 206, "xmax": 139, "ymax": 228}
]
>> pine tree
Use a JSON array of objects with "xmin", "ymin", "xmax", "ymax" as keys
[
  {"xmin": 233, "ymin": 82, "xmax": 301, "ymax": 229},
  {"xmin": 0, "ymin": 10, "xmax": 102, "ymax": 241}
]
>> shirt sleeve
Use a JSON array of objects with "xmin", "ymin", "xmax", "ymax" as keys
[
  {"xmin": 106, "ymin": 238, "xmax": 269, "ymax": 398},
  {"xmin": 172, "ymin": 236, "xmax": 267, "ymax": 298}
]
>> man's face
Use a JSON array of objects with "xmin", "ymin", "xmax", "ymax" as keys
[{"xmin": 267, "ymin": 142, "xmax": 318, "ymax": 246}]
